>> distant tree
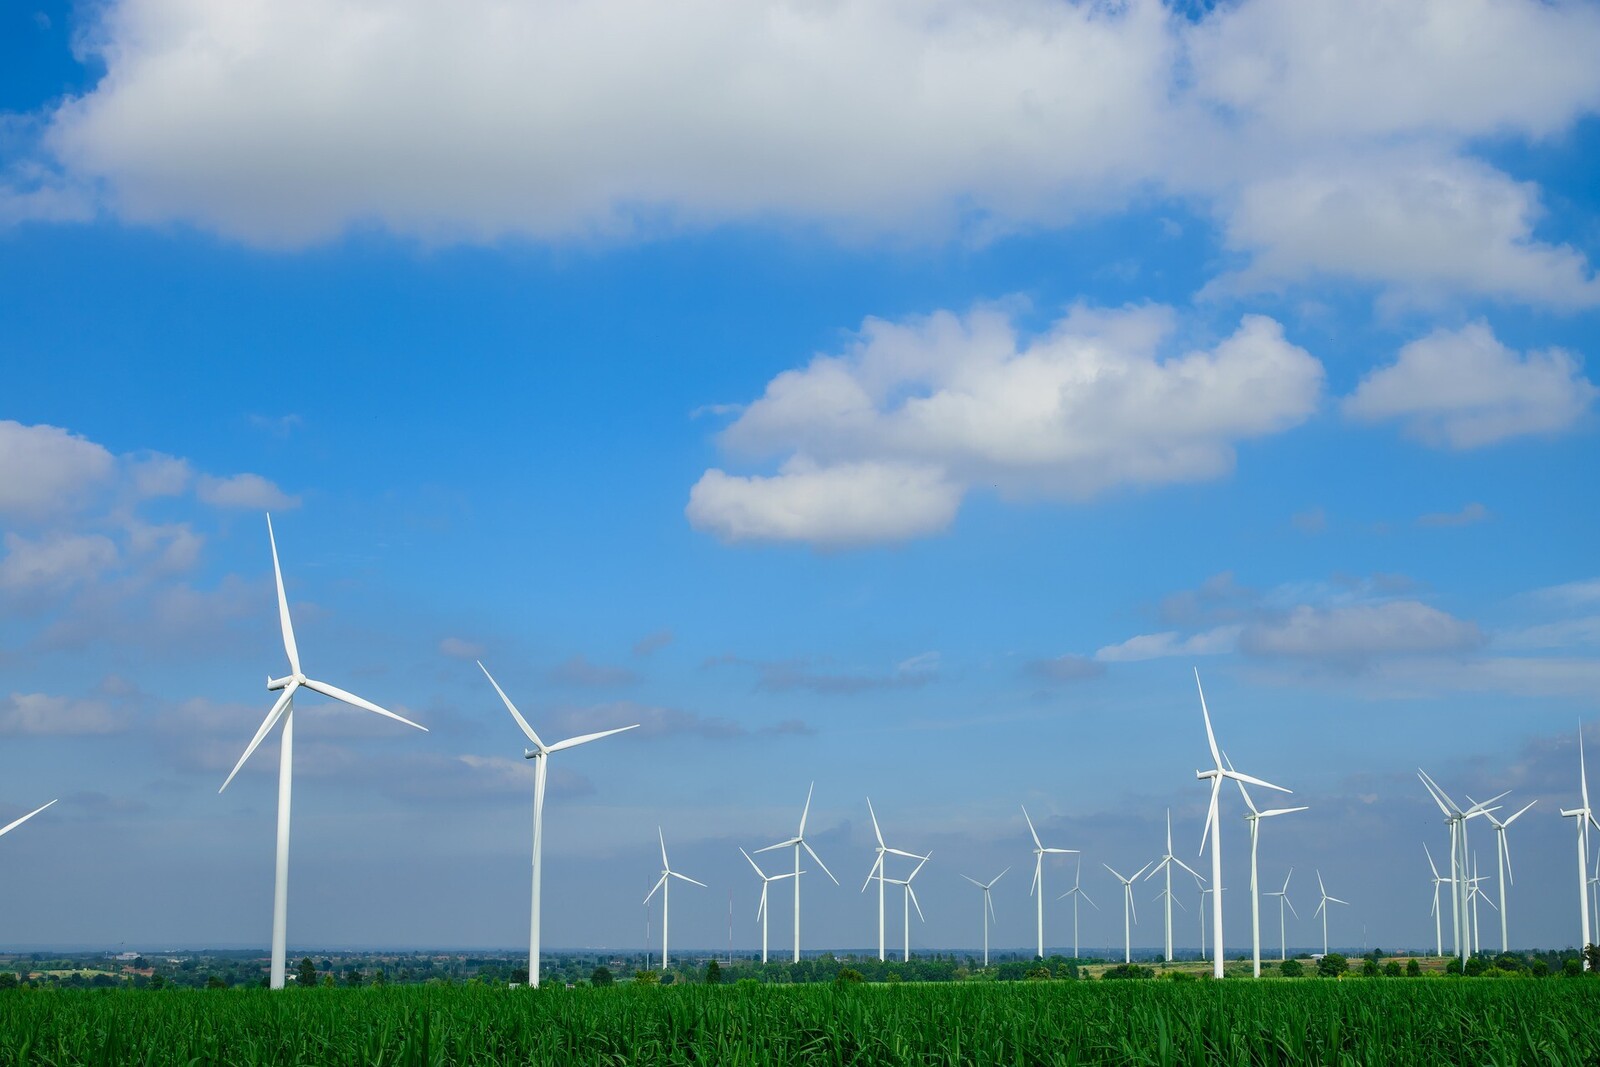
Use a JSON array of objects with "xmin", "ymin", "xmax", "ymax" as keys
[
  {"xmin": 0, "ymin": 974, "xmax": 16, "ymax": 990},
  {"xmin": 1446, "ymin": 958, "xmax": 1463, "ymax": 975},
  {"xmin": 205, "ymin": 975, "xmax": 227, "ymax": 989},
  {"xmin": 1361, "ymin": 958, "xmax": 1380, "ymax": 977},
  {"xmin": 1464, "ymin": 955, "xmax": 1488, "ymax": 977},
  {"xmin": 633, "ymin": 970, "xmax": 660, "ymax": 985},
  {"xmin": 1279, "ymin": 959, "xmax": 1304, "ymax": 978},
  {"xmin": 1100, "ymin": 964, "xmax": 1154, "ymax": 980},
  {"xmin": 322, "ymin": 974, "xmax": 335, "ymax": 988},
  {"xmin": 1024, "ymin": 966, "xmax": 1050, "ymax": 981},
  {"xmin": 1316, "ymin": 954, "xmax": 1347, "ymax": 978},
  {"xmin": 1585, "ymin": 945, "xmax": 1600, "ymax": 973},
  {"xmin": 1405, "ymin": 959, "xmax": 1422, "ymax": 978},
  {"xmin": 834, "ymin": 968, "xmax": 864, "ymax": 986},
  {"xmin": 1383, "ymin": 961, "xmax": 1402, "ymax": 978},
  {"xmin": 1530, "ymin": 960, "xmax": 1549, "ymax": 978},
  {"xmin": 705, "ymin": 960, "xmax": 722, "ymax": 985},
  {"xmin": 297, "ymin": 958, "xmax": 318, "ymax": 987},
  {"xmin": 591, "ymin": 966, "xmax": 614, "ymax": 987}
]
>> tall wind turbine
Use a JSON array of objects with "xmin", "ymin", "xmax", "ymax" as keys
[
  {"xmin": 1194, "ymin": 671, "xmax": 1291, "ymax": 978},
  {"xmin": 862, "ymin": 798, "xmax": 925, "ymax": 962},
  {"xmin": 1105, "ymin": 862, "xmax": 1151, "ymax": 964},
  {"xmin": 1145, "ymin": 809, "xmax": 1203, "ymax": 964},
  {"xmin": 886, "ymin": 853, "xmax": 931, "ymax": 962},
  {"xmin": 1022, "ymin": 806, "xmax": 1077, "ymax": 959},
  {"xmin": 1424, "ymin": 843, "xmax": 1451, "ymax": 957},
  {"xmin": 755, "ymin": 783, "xmax": 837, "ymax": 962},
  {"xmin": 644, "ymin": 829, "xmax": 706, "ymax": 969},
  {"xmin": 478, "ymin": 662, "xmax": 636, "ymax": 988},
  {"xmin": 1559, "ymin": 726, "xmax": 1599, "ymax": 968},
  {"xmin": 1057, "ymin": 857, "xmax": 1098, "ymax": 959},
  {"xmin": 219, "ymin": 515, "xmax": 426, "ymax": 990},
  {"xmin": 961, "ymin": 867, "xmax": 1009, "ymax": 967},
  {"xmin": 1418, "ymin": 770, "xmax": 1504, "ymax": 966},
  {"xmin": 1474, "ymin": 798, "xmax": 1534, "ymax": 954},
  {"xmin": 740, "ymin": 848, "xmax": 797, "ymax": 964},
  {"xmin": 1313, "ymin": 870, "xmax": 1347, "ymax": 956},
  {"xmin": 1231, "ymin": 757, "xmax": 1306, "ymax": 978},
  {"xmin": 1264, "ymin": 868, "xmax": 1297, "ymax": 962}
]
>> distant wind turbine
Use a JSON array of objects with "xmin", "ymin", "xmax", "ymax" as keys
[
  {"xmin": 1105, "ymin": 861, "xmax": 1151, "ymax": 964},
  {"xmin": 1023, "ymin": 806, "xmax": 1077, "ymax": 959},
  {"xmin": 1473, "ymin": 797, "xmax": 1534, "ymax": 954},
  {"xmin": 1230, "ymin": 753, "xmax": 1305, "ymax": 978},
  {"xmin": 219, "ymin": 515, "xmax": 426, "ymax": 990},
  {"xmin": 1057, "ymin": 857, "xmax": 1099, "ymax": 959},
  {"xmin": 1144, "ymin": 809, "xmax": 1203, "ymax": 964},
  {"xmin": 1264, "ymin": 868, "xmax": 1297, "ymax": 962},
  {"xmin": 862, "ymin": 798, "xmax": 925, "ymax": 962},
  {"xmin": 644, "ymin": 829, "xmax": 706, "ymax": 969},
  {"xmin": 1424, "ymin": 843, "xmax": 1452, "ymax": 957},
  {"xmin": 755, "ymin": 783, "xmax": 838, "ymax": 962},
  {"xmin": 885, "ymin": 853, "xmax": 931, "ymax": 962},
  {"xmin": 1418, "ymin": 769, "xmax": 1504, "ymax": 966},
  {"xmin": 961, "ymin": 867, "xmax": 1009, "ymax": 967},
  {"xmin": 1313, "ymin": 870, "xmax": 1348, "ymax": 956},
  {"xmin": 740, "ymin": 848, "xmax": 798, "ymax": 964},
  {"xmin": 1559, "ymin": 726, "xmax": 1599, "ymax": 968}
]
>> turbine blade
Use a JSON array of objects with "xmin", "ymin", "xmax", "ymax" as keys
[
  {"xmin": 0, "ymin": 798, "xmax": 57, "ymax": 838},
  {"xmin": 1199, "ymin": 776, "xmax": 1221, "ymax": 857},
  {"xmin": 740, "ymin": 847, "xmax": 766, "ymax": 880},
  {"xmin": 867, "ymin": 797, "xmax": 884, "ymax": 848},
  {"xmin": 659, "ymin": 827, "xmax": 669, "ymax": 869},
  {"xmin": 1503, "ymin": 800, "xmax": 1536, "ymax": 827},
  {"xmin": 799, "ymin": 782, "xmax": 814, "ymax": 837},
  {"xmin": 300, "ymin": 678, "xmax": 426, "ymax": 731},
  {"xmin": 1133, "ymin": 861, "xmax": 1153, "ymax": 881},
  {"xmin": 1172, "ymin": 857, "xmax": 1204, "ymax": 881},
  {"xmin": 1285, "ymin": 896, "xmax": 1298, "ymax": 919},
  {"xmin": 988, "ymin": 892, "xmax": 997, "ymax": 923},
  {"xmin": 644, "ymin": 873, "xmax": 666, "ymax": 904},
  {"xmin": 991, "ymin": 866, "xmax": 1010, "ymax": 887},
  {"xmin": 961, "ymin": 873, "xmax": 984, "ymax": 889},
  {"xmin": 1223, "ymin": 769, "xmax": 1291, "ymax": 794},
  {"xmin": 1328, "ymin": 896, "xmax": 1349, "ymax": 906},
  {"xmin": 478, "ymin": 661, "xmax": 542, "ymax": 748},
  {"xmin": 1022, "ymin": 806, "xmax": 1043, "ymax": 850},
  {"xmin": 1317, "ymin": 870, "xmax": 1327, "ymax": 896},
  {"xmin": 219, "ymin": 684, "xmax": 297, "ymax": 793},
  {"xmin": 907, "ymin": 884, "xmax": 924, "ymax": 923},
  {"xmin": 1195, "ymin": 669, "xmax": 1222, "ymax": 768},
  {"xmin": 1043, "ymin": 848, "xmax": 1078, "ymax": 855},
  {"xmin": 548, "ymin": 724, "xmax": 639, "ymax": 752},
  {"xmin": 1030, "ymin": 855, "xmax": 1041, "ymax": 897},
  {"xmin": 266, "ymin": 515, "xmax": 301, "ymax": 676},
  {"xmin": 757, "ymin": 884, "xmax": 767, "ymax": 922},
  {"xmin": 1259, "ymin": 806, "xmax": 1309, "ymax": 818},
  {"xmin": 1171, "ymin": 893, "xmax": 1186, "ymax": 913},
  {"xmin": 802, "ymin": 840, "xmax": 838, "ymax": 885},
  {"xmin": 1417, "ymin": 769, "xmax": 1461, "ymax": 816},
  {"xmin": 863, "ymin": 855, "xmax": 883, "ymax": 894},
  {"xmin": 1424, "ymin": 842, "xmax": 1440, "ymax": 879},
  {"xmin": 908, "ymin": 852, "xmax": 931, "ymax": 881},
  {"xmin": 1102, "ymin": 862, "xmax": 1123, "ymax": 881},
  {"xmin": 671, "ymin": 871, "xmax": 708, "ymax": 888},
  {"xmin": 1081, "ymin": 890, "xmax": 1098, "ymax": 910}
]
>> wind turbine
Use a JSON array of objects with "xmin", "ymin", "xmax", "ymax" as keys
[
  {"xmin": 1424, "ymin": 843, "xmax": 1452, "ymax": 957},
  {"xmin": 961, "ymin": 867, "xmax": 1009, "ymax": 967},
  {"xmin": 478, "ymin": 661, "xmax": 636, "ymax": 988},
  {"xmin": 1313, "ymin": 870, "xmax": 1347, "ymax": 956},
  {"xmin": 1559, "ymin": 726, "xmax": 1599, "ymax": 968},
  {"xmin": 755, "ymin": 783, "xmax": 837, "ymax": 962},
  {"xmin": 219, "ymin": 515, "xmax": 426, "ymax": 990},
  {"xmin": 862, "ymin": 798, "xmax": 925, "ymax": 962},
  {"xmin": 1194, "ymin": 670, "xmax": 1291, "ymax": 978},
  {"xmin": 1418, "ymin": 769, "xmax": 1504, "ymax": 967},
  {"xmin": 740, "ymin": 848, "xmax": 798, "ymax": 964},
  {"xmin": 1473, "ymin": 797, "xmax": 1534, "ymax": 954},
  {"xmin": 1022, "ymin": 806, "xmax": 1077, "ymax": 959},
  {"xmin": 885, "ymin": 853, "xmax": 931, "ymax": 962},
  {"xmin": 644, "ymin": 829, "xmax": 706, "ymax": 969},
  {"xmin": 1231, "ymin": 756, "xmax": 1306, "ymax": 978},
  {"xmin": 1264, "ymin": 868, "xmax": 1297, "ymax": 962},
  {"xmin": 1144, "ymin": 809, "xmax": 1203, "ymax": 964},
  {"xmin": 1057, "ymin": 857, "xmax": 1099, "ymax": 959},
  {"xmin": 1105, "ymin": 862, "xmax": 1151, "ymax": 964},
  {"xmin": 1465, "ymin": 853, "xmax": 1497, "ymax": 955}
]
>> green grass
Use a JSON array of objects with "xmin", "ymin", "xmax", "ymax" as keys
[{"xmin": 2, "ymin": 980, "xmax": 1599, "ymax": 1065}]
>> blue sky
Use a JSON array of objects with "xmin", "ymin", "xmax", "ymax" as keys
[{"xmin": 2, "ymin": 0, "xmax": 1599, "ymax": 959}]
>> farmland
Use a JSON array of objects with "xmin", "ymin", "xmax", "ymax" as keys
[{"xmin": 3, "ymin": 979, "xmax": 1600, "ymax": 1066}]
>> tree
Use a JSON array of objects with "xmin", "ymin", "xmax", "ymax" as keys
[
  {"xmin": 1585, "ymin": 944, "xmax": 1600, "ymax": 973},
  {"xmin": 705, "ymin": 960, "xmax": 722, "ymax": 985},
  {"xmin": 633, "ymin": 970, "xmax": 660, "ymax": 985},
  {"xmin": 1406, "ymin": 959, "xmax": 1421, "ymax": 978},
  {"xmin": 834, "ymin": 968, "xmax": 864, "ymax": 986},
  {"xmin": 1361, "ymin": 958, "xmax": 1380, "ymax": 977},
  {"xmin": 591, "ymin": 966, "xmax": 614, "ymax": 987},
  {"xmin": 1279, "ymin": 958, "xmax": 1304, "ymax": 978},
  {"xmin": 1316, "ymin": 954, "xmax": 1347, "ymax": 978},
  {"xmin": 1383, "ymin": 961, "xmax": 1402, "ymax": 977},
  {"xmin": 297, "ymin": 958, "xmax": 317, "ymax": 987}
]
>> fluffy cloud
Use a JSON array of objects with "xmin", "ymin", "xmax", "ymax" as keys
[
  {"xmin": 1417, "ymin": 503, "xmax": 1491, "ymax": 528},
  {"xmin": 689, "ymin": 304, "xmax": 1322, "ymax": 544},
  {"xmin": 548, "ymin": 655, "xmax": 640, "ymax": 688},
  {"xmin": 195, "ymin": 473, "xmax": 300, "ymax": 510},
  {"xmin": 1095, "ymin": 626, "xmax": 1241, "ymax": 663},
  {"xmin": 438, "ymin": 636, "xmax": 485, "ymax": 660},
  {"xmin": 0, "ymin": 420, "xmax": 114, "ymax": 519},
  {"xmin": 0, "ymin": 532, "xmax": 118, "ymax": 593},
  {"xmin": 1025, "ymin": 654, "xmax": 1105, "ymax": 682},
  {"xmin": 0, "ymin": 692, "xmax": 121, "ymax": 735},
  {"xmin": 1344, "ymin": 322, "xmax": 1597, "ymax": 448},
  {"xmin": 12, "ymin": 0, "xmax": 1600, "ymax": 305},
  {"xmin": 1238, "ymin": 601, "xmax": 1483, "ymax": 662}
]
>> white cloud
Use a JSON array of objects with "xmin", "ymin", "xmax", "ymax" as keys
[
  {"xmin": 1239, "ymin": 601, "xmax": 1482, "ymax": 662},
  {"xmin": 195, "ymin": 473, "xmax": 300, "ymax": 510},
  {"xmin": 1417, "ymin": 502, "xmax": 1491, "ymax": 528},
  {"xmin": 0, "ymin": 532, "xmax": 118, "ymax": 592},
  {"xmin": 0, "ymin": 420, "xmax": 114, "ymax": 519},
  {"xmin": 0, "ymin": 692, "xmax": 121, "ymax": 735},
  {"xmin": 689, "ymin": 304, "xmax": 1322, "ymax": 545},
  {"xmin": 1344, "ymin": 322, "xmax": 1597, "ymax": 447},
  {"xmin": 1095, "ymin": 626, "xmax": 1241, "ymax": 663},
  {"xmin": 438, "ymin": 637, "xmax": 485, "ymax": 661}
]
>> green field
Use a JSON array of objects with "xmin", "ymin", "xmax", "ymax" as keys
[{"xmin": 4, "ymin": 980, "xmax": 1600, "ymax": 1066}]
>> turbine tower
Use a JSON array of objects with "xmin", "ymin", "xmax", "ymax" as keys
[
  {"xmin": 755, "ymin": 783, "xmax": 837, "ymax": 962},
  {"xmin": 1194, "ymin": 670, "xmax": 1291, "ymax": 978},
  {"xmin": 644, "ymin": 829, "xmax": 706, "ymax": 969},
  {"xmin": 1559, "ymin": 726, "xmax": 1599, "ymax": 968},
  {"xmin": 1056, "ymin": 857, "xmax": 1098, "ymax": 959},
  {"xmin": 1144, "ymin": 809, "xmax": 1203, "ymax": 964},
  {"xmin": 1418, "ymin": 769, "xmax": 1503, "ymax": 967},
  {"xmin": 960, "ymin": 867, "xmax": 1009, "ymax": 967},
  {"xmin": 1313, "ymin": 870, "xmax": 1348, "ymax": 956},
  {"xmin": 1232, "ymin": 756, "xmax": 1305, "ymax": 978},
  {"xmin": 1424, "ymin": 843, "xmax": 1451, "ymax": 957},
  {"xmin": 1105, "ymin": 861, "xmax": 1151, "ymax": 964},
  {"xmin": 1264, "ymin": 868, "xmax": 1297, "ymax": 962},
  {"xmin": 219, "ymin": 515, "xmax": 426, "ymax": 990},
  {"xmin": 861, "ymin": 798, "xmax": 925, "ymax": 962},
  {"xmin": 479, "ymin": 661, "xmax": 636, "ymax": 988},
  {"xmin": 1474, "ymin": 798, "xmax": 1534, "ymax": 954},
  {"xmin": 739, "ymin": 848, "xmax": 798, "ymax": 964},
  {"xmin": 1022, "ymin": 806, "xmax": 1077, "ymax": 960}
]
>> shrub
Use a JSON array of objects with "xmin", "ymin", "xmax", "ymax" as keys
[
  {"xmin": 705, "ymin": 960, "xmax": 722, "ymax": 986},
  {"xmin": 1279, "ymin": 959, "xmax": 1304, "ymax": 978},
  {"xmin": 1316, "ymin": 954, "xmax": 1347, "ymax": 978},
  {"xmin": 834, "ymin": 968, "xmax": 864, "ymax": 986},
  {"xmin": 1464, "ymin": 956, "xmax": 1488, "ymax": 978},
  {"xmin": 633, "ymin": 971, "xmax": 660, "ymax": 986},
  {"xmin": 1406, "ymin": 959, "xmax": 1421, "ymax": 978},
  {"xmin": 1531, "ymin": 960, "xmax": 1549, "ymax": 977},
  {"xmin": 1100, "ymin": 964, "xmax": 1155, "ymax": 980},
  {"xmin": 590, "ymin": 967, "xmax": 613, "ymax": 987},
  {"xmin": 1384, "ymin": 961, "xmax": 1403, "ymax": 977},
  {"xmin": 1361, "ymin": 958, "xmax": 1380, "ymax": 978}
]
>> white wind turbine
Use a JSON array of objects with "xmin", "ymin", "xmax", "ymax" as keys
[
  {"xmin": 1424, "ymin": 843, "xmax": 1452, "ymax": 957},
  {"xmin": 862, "ymin": 798, "xmax": 926, "ymax": 962},
  {"xmin": 1144, "ymin": 809, "xmax": 1203, "ymax": 964},
  {"xmin": 1559, "ymin": 726, "xmax": 1599, "ymax": 968},
  {"xmin": 1590, "ymin": 848, "xmax": 1600, "ymax": 942},
  {"xmin": 1105, "ymin": 861, "xmax": 1151, "ymax": 964},
  {"xmin": 1264, "ymin": 868, "xmax": 1297, "ymax": 962},
  {"xmin": 755, "ymin": 783, "xmax": 837, "ymax": 962},
  {"xmin": 219, "ymin": 515, "xmax": 426, "ymax": 991},
  {"xmin": 960, "ymin": 867, "xmax": 1009, "ymax": 967},
  {"xmin": 1057, "ymin": 857, "xmax": 1099, "ymax": 959},
  {"xmin": 1313, "ymin": 870, "xmax": 1347, "ymax": 956},
  {"xmin": 644, "ymin": 829, "xmax": 706, "ymax": 969},
  {"xmin": 478, "ymin": 661, "xmax": 636, "ymax": 988},
  {"xmin": 1231, "ymin": 756, "xmax": 1306, "ymax": 978},
  {"xmin": 1465, "ymin": 853, "xmax": 1496, "ymax": 955},
  {"xmin": 1473, "ymin": 797, "xmax": 1534, "ymax": 954},
  {"xmin": 1418, "ymin": 769, "xmax": 1504, "ymax": 966},
  {"xmin": 740, "ymin": 848, "xmax": 798, "ymax": 964},
  {"xmin": 1194, "ymin": 671, "xmax": 1291, "ymax": 978},
  {"xmin": 884, "ymin": 853, "xmax": 931, "ymax": 962},
  {"xmin": 1022, "ymin": 806, "xmax": 1077, "ymax": 959}
]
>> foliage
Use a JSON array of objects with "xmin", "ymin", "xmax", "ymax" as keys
[
  {"xmin": 1316, "ymin": 954, "xmax": 1348, "ymax": 978},
  {"xmin": 704, "ymin": 960, "xmax": 721, "ymax": 986},
  {"xmin": 296, "ymin": 959, "xmax": 317, "ymax": 988},
  {"xmin": 1407, "ymin": 959, "xmax": 1422, "ymax": 978},
  {"xmin": 1585, "ymin": 945, "xmax": 1600, "ymax": 973},
  {"xmin": 632, "ymin": 970, "xmax": 660, "ymax": 986},
  {"xmin": 590, "ymin": 966, "xmax": 613, "ymax": 988},
  {"xmin": 1362, "ymin": 958, "xmax": 1380, "ymax": 978},
  {"xmin": 1100, "ymin": 964, "xmax": 1155, "ymax": 980},
  {"xmin": 1279, "ymin": 959, "xmax": 1304, "ymax": 978},
  {"xmin": 834, "ymin": 968, "xmax": 864, "ymax": 986}
]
